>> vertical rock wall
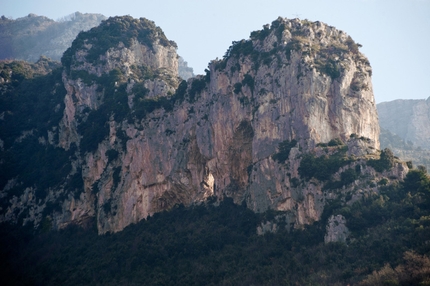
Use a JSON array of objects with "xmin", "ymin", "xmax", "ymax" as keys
[{"xmin": 1, "ymin": 16, "xmax": 384, "ymax": 234}]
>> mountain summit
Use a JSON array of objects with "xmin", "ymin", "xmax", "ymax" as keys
[{"xmin": 1, "ymin": 16, "xmax": 399, "ymax": 234}]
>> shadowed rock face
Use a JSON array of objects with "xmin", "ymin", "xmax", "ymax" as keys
[{"xmin": 0, "ymin": 16, "xmax": 384, "ymax": 234}]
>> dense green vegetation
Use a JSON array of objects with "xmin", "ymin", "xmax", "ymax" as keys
[
  {"xmin": 0, "ymin": 60, "xmax": 64, "ymax": 148},
  {"xmin": 0, "ymin": 60, "xmax": 73, "ymax": 198},
  {"xmin": 367, "ymin": 148, "xmax": 395, "ymax": 173},
  {"xmin": 1, "ymin": 167, "xmax": 429, "ymax": 285},
  {"xmin": 272, "ymin": 139, "xmax": 298, "ymax": 163},
  {"xmin": 297, "ymin": 142, "xmax": 397, "ymax": 191},
  {"xmin": 298, "ymin": 146, "xmax": 352, "ymax": 182}
]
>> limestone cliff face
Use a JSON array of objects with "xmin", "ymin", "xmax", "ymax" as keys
[
  {"xmin": 208, "ymin": 18, "xmax": 379, "ymax": 150},
  {"xmin": 1, "ymin": 16, "xmax": 389, "ymax": 234},
  {"xmin": 378, "ymin": 98, "xmax": 430, "ymax": 150}
]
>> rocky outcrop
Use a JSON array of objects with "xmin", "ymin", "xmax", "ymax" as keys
[
  {"xmin": 324, "ymin": 214, "xmax": 349, "ymax": 243},
  {"xmin": 378, "ymin": 98, "xmax": 430, "ymax": 150},
  {"xmin": 1, "ymin": 16, "xmax": 391, "ymax": 234}
]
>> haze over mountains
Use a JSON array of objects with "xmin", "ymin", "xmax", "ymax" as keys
[
  {"xmin": 0, "ymin": 12, "xmax": 194, "ymax": 80},
  {"xmin": 378, "ymin": 98, "xmax": 430, "ymax": 150},
  {"xmin": 0, "ymin": 12, "xmax": 106, "ymax": 62},
  {"xmin": 377, "ymin": 98, "xmax": 430, "ymax": 171}
]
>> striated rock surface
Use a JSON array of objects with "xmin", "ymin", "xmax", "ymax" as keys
[
  {"xmin": 1, "ymin": 16, "xmax": 393, "ymax": 234},
  {"xmin": 378, "ymin": 98, "xmax": 430, "ymax": 150}
]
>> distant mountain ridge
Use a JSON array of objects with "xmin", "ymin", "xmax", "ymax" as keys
[
  {"xmin": 0, "ymin": 12, "xmax": 106, "ymax": 62},
  {"xmin": 0, "ymin": 12, "xmax": 194, "ymax": 79},
  {"xmin": 380, "ymin": 127, "xmax": 430, "ymax": 171},
  {"xmin": 378, "ymin": 97, "xmax": 430, "ymax": 150}
]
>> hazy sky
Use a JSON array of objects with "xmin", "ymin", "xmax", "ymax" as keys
[{"xmin": 2, "ymin": 0, "xmax": 429, "ymax": 103}]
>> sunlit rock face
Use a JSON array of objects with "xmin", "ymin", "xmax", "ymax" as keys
[{"xmin": 1, "ymin": 16, "xmax": 385, "ymax": 234}]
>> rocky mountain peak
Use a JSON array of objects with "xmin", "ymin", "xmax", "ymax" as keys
[
  {"xmin": 0, "ymin": 16, "xmax": 390, "ymax": 235},
  {"xmin": 58, "ymin": 16, "xmax": 180, "ymax": 149},
  {"xmin": 208, "ymin": 17, "xmax": 379, "ymax": 150},
  {"xmin": 62, "ymin": 16, "xmax": 178, "ymax": 75}
]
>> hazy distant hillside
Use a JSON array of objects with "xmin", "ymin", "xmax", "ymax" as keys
[
  {"xmin": 378, "ymin": 99, "xmax": 430, "ymax": 170},
  {"xmin": 0, "ymin": 12, "xmax": 106, "ymax": 62},
  {"xmin": 380, "ymin": 127, "xmax": 430, "ymax": 171},
  {"xmin": 178, "ymin": 56, "xmax": 194, "ymax": 80},
  {"xmin": 378, "ymin": 98, "xmax": 430, "ymax": 150},
  {"xmin": 0, "ymin": 12, "xmax": 194, "ymax": 79}
]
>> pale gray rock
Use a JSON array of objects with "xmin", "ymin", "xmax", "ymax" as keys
[
  {"xmin": 178, "ymin": 56, "xmax": 194, "ymax": 80},
  {"xmin": 324, "ymin": 214, "xmax": 349, "ymax": 244}
]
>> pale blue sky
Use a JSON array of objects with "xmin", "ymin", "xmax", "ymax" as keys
[{"xmin": 1, "ymin": 0, "xmax": 429, "ymax": 103}]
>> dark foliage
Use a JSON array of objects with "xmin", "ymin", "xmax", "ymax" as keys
[
  {"xmin": 242, "ymin": 73, "xmax": 255, "ymax": 94},
  {"xmin": 0, "ymin": 136, "xmax": 73, "ymax": 200},
  {"xmin": 1, "ymin": 169, "xmax": 430, "ymax": 285},
  {"xmin": 224, "ymin": 40, "xmax": 254, "ymax": 60},
  {"xmin": 132, "ymin": 80, "xmax": 188, "ymax": 120},
  {"xmin": 367, "ymin": 148, "xmax": 395, "ymax": 172},
  {"xmin": 106, "ymin": 149, "xmax": 119, "ymax": 162},
  {"xmin": 77, "ymin": 69, "xmax": 129, "ymax": 153},
  {"xmin": 272, "ymin": 139, "xmax": 297, "ymax": 163},
  {"xmin": 328, "ymin": 137, "xmax": 344, "ymax": 147},
  {"xmin": 0, "ymin": 64, "xmax": 65, "ymax": 149},
  {"xmin": 323, "ymin": 167, "xmax": 360, "ymax": 190},
  {"xmin": 316, "ymin": 58, "xmax": 341, "ymax": 79},
  {"xmin": 233, "ymin": 82, "xmax": 242, "ymax": 94},
  {"xmin": 0, "ymin": 62, "xmax": 71, "ymax": 195},
  {"xmin": 188, "ymin": 77, "xmax": 206, "ymax": 103},
  {"xmin": 250, "ymin": 24, "xmax": 271, "ymax": 41},
  {"xmin": 299, "ymin": 149, "xmax": 351, "ymax": 181}
]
